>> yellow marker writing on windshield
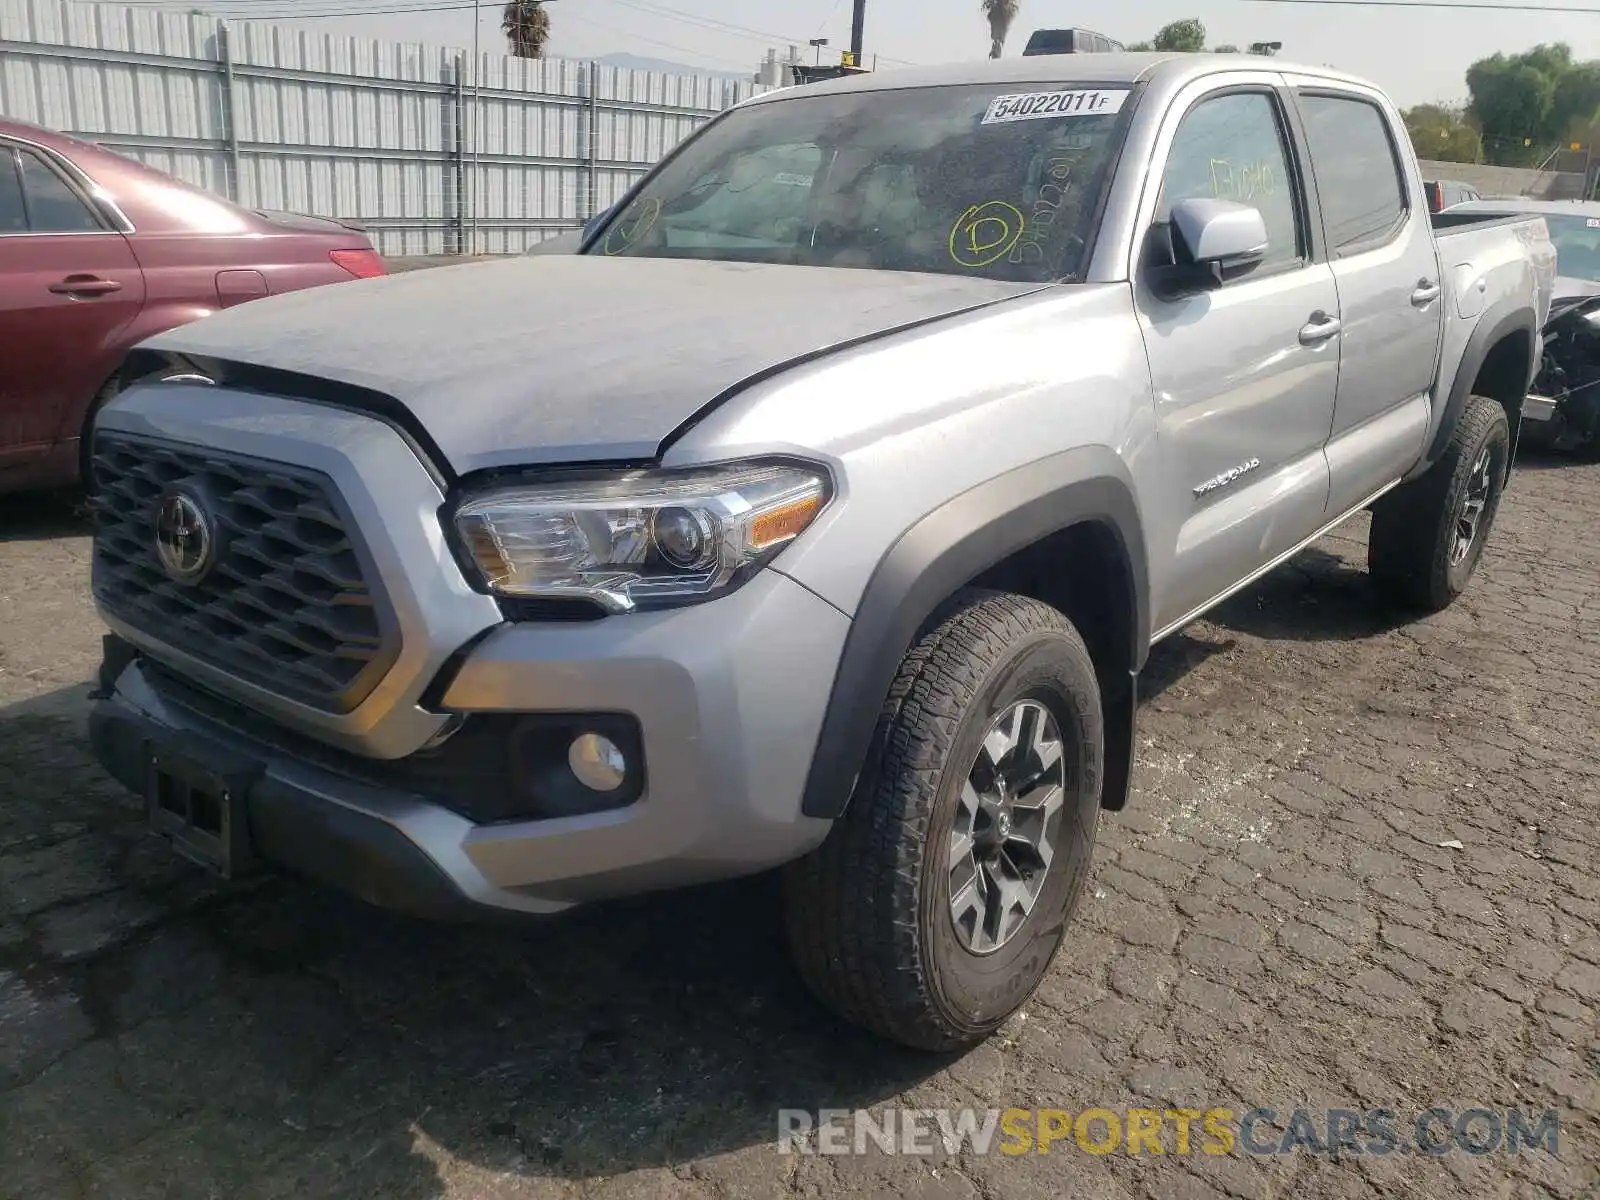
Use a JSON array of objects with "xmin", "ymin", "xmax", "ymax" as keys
[
  {"xmin": 949, "ymin": 201, "xmax": 1026, "ymax": 269},
  {"xmin": 603, "ymin": 197, "xmax": 663, "ymax": 255}
]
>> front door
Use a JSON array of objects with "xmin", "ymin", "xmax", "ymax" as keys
[
  {"xmin": 1294, "ymin": 87, "xmax": 1442, "ymax": 517},
  {"xmin": 1133, "ymin": 82, "xmax": 1341, "ymax": 636},
  {"xmin": 0, "ymin": 141, "xmax": 144, "ymax": 469}
]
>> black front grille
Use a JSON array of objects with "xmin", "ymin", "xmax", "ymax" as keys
[{"xmin": 91, "ymin": 432, "xmax": 399, "ymax": 713}]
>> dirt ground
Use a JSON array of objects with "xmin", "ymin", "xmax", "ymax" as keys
[{"xmin": 1, "ymin": 450, "xmax": 1597, "ymax": 1200}]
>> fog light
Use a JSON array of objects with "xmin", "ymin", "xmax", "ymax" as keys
[
  {"xmin": 569, "ymin": 732, "xmax": 627, "ymax": 792},
  {"xmin": 504, "ymin": 714, "xmax": 644, "ymax": 820}
]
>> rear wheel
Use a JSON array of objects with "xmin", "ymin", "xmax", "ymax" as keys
[
  {"xmin": 1369, "ymin": 394, "xmax": 1510, "ymax": 612},
  {"xmin": 783, "ymin": 589, "xmax": 1103, "ymax": 1051},
  {"xmin": 78, "ymin": 375, "xmax": 122, "ymax": 493}
]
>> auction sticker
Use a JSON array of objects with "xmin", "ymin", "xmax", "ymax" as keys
[{"xmin": 982, "ymin": 88, "xmax": 1128, "ymax": 124}]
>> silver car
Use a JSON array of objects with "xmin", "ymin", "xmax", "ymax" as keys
[{"xmin": 89, "ymin": 52, "xmax": 1552, "ymax": 1049}]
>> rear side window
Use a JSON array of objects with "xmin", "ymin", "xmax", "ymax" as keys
[
  {"xmin": 1297, "ymin": 94, "xmax": 1406, "ymax": 251},
  {"xmin": 0, "ymin": 151, "xmax": 25, "ymax": 233},
  {"xmin": 17, "ymin": 148, "xmax": 103, "ymax": 233}
]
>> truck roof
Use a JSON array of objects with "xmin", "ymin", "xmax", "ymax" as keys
[{"xmin": 747, "ymin": 52, "xmax": 1384, "ymax": 105}]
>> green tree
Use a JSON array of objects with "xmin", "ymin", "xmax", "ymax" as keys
[
  {"xmin": 1152, "ymin": 18, "xmax": 1206, "ymax": 52},
  {"xmin": 502, "ymin": 0, "xmax": 551, "ymax": 58},
  {"xmin": 1465, "ymin": 43, "xmax": 1600, "ymax": 165},
  {"xmin": 982, "ymin": 0, "xmax": 1020, "ymax": 59},
  {"xmin": 1403, "ymin": 103, "xmax": 1484, "ymax": 165},
  {"xmin": 1550, "ymin": 60, "xmax": 1600, "ymax": 138}
]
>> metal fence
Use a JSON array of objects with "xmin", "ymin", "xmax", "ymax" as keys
[
  {"xmin": 1414, "ymin": 158, "xmax": 1587, "ymax": 204},
  {"xmin": 0, "ymin": 0, "xmax": 767, "ymax": 255}
]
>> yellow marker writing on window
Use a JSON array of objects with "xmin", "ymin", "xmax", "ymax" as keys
[
  {"xmin": 603, "ymin": 197, "xmax": 663, "ymax": 256},
  {"xmin": 949, "ymin": 201, "xmax": 1026, "ymax": 269}
]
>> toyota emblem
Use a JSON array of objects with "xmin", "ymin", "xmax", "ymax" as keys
[{"xmin": 154, "ymin": 492, "xmax": 217, "ymax": 584}]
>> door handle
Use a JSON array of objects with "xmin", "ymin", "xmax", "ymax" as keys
[
  {"xmin": 48, "ymin": 275, "xmax": 123, "ymax": 297},
  {"xmin": 1411, "ymin": 278, "xmax": 1442, "ymax": 306},
  {"xmin": 1298, "ymin": 311, "xmax": 1341, "ymax": 345}
]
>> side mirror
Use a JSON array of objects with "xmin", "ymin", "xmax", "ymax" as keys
[
  {"xmin": 1147, "ymin": 198, "xmax": 1269, "ymax": 300},
  {"xmin": 523, "ymin": 228, "xmax": 584, "ymax": 256},
  {"xmin": 582, "ymin": 205, "xmax": 618, "ymax": 244}
]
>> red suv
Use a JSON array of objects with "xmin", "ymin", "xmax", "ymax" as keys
[{"xmin": 0, "ymin": 118, "xmax": 387, "ymax": 495}]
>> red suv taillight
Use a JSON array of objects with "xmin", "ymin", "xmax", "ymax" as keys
[{"xmin": 329, "ymin": 248, "xmax": 387, "ymax": 279}]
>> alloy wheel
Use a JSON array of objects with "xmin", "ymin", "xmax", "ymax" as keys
[
  {"xmin": 1451, "ymin": 445, "xmax": 1494, "ymax": 567},
  {"xmin": 947, "ymin": 698, "xmax": 1068, "ymax": 955}
]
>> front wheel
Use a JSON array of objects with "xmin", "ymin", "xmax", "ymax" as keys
[
  {"xmin": 1369, "ymin": 394, "xmax": 1510, "ymax": 613},
  {"xmin": 783, "ymin": 589, "xmax": 1103, "ymax": 1051}
]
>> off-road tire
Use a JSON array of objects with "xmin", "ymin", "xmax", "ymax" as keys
[
  {"xmin": 1369, "ymin": 394, "xmax": 1510, "ymax": 613},
  {"xmin": 783, "ymin": 588, "xmax": 1103, "ymax": 1052}
]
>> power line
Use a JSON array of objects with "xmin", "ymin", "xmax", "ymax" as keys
[
  {"xmin": 813, "ymin": 0, "xmax": 847, "ymax": 40},
  {"xmin": 609, "ymin": 0, "xmax": 808, "ymax": 45},
  {"xmin": 131, "ymin": 0, "xmax": 523, "ymax": 17},
  {"xmin": 1250, "ymin": 0, "xmax": 1600, "ymax": 12},
  {"xmin": 560, "ymin": 7, "xmax": 752, "ymax": 68},
  {"xmin": 126, "ymin": 0, "xmax": 916, "ymax": 65},
  {"xmin": 604, "ymin": 0, "xmax": 915, "ymax": 63},
  {"xmin": 176, "ymin": 0, "xmax": 822, "ymax": 45}
]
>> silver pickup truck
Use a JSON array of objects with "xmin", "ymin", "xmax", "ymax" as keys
[{"xmin": 87, "ymin": 53, "xmax": 1554, "ymax": 1051}]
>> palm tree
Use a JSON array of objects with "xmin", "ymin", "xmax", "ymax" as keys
[
  {"xmin": 503, "ymin": 0, "xmax": 551, "ymax": 59},
  {"xmin": 982, "ymin": 0, "xmax": 1018, "ymax": 59}
]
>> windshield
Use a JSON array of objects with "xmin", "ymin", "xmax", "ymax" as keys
[
  {"xmin": 586, "ymin": 82, "xmax": 1133, "ymax": 282},
  {"xmin": 1538, "ymin": 214, "xmax": 1600, "ymax": 282}
]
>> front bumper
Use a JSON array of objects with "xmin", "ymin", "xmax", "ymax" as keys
[
  {"xmin": 90, "ymin": 568, "xmax": 850, "ymax": 915},
  {"xmin": 91, "ymin": 696, "xmax": 480, "ymax": 919}
]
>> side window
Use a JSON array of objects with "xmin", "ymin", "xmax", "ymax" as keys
[
  {"xmin": 0, "ymin": 151, "xmax": 25, "ymax": 234},
  {"xmin": 17, "ymin": 148, "xmax": 102, "ymax": 233},
  {"xmin": 1297, "ymin": 95, "xmax": 1406, "ymax": 251},
  {"xmin": 1157, "ymin": 92, "xmax": 1302, "ymax": 272}
]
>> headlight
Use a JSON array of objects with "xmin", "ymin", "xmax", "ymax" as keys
[{"xmin": 453, "ymin": 460, "xmax": 832, "ymax": 613}]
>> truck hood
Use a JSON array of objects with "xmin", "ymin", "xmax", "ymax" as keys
[{"xmin": 141, "ymin": 255, "xmax": 1048, "ymax": 475}]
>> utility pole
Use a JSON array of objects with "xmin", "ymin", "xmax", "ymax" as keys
[
  {"xmin": 850, "ymin": 0, "xmax": 866, "ymax": 67},
  {"xmin": 470, "ymin": 0, "xmax": 480, "ymax": 257}
]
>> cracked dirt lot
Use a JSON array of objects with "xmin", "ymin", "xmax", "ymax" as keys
[{"xmin": 1, "ymin": 453, "xmax": 1597, "ymax": 1200}]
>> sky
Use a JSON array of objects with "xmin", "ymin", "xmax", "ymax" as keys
[{"xmin": 197, "ymin": 0, "xmax": 1600, "ymax": 108}]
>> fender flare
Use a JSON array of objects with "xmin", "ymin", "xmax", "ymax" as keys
[
  {"xmin": 1411, "ymin": 297, "xmax": 1537, "ymax": 480},
  {"xmin": 798, "ymin": 447, "xmax": 1150, "ymax": 820}
]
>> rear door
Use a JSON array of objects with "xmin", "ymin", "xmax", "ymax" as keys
[
  {"xmin": 0, "ymin": 139, "xmax": 145, "ymax": 466},
  {"xmin": 1133, "ymin": 76, "xmax": 1341, "ymax": 636},
  {"xmin": 1291, "ymin": 86, "xmax": 1442, "ymax": 518}
]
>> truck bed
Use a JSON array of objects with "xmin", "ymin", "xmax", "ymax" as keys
[
  {"xmin": 1418, "ymin": 208, "xmax": 1558, "ymax": 456},
  {"xmin": 1432, "ymin": 208, "xmax": 1557, "ymax": 332},
  {"xmin": 1430, "ymin": 209, "xmax": 1542, "ymax": 233}
]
